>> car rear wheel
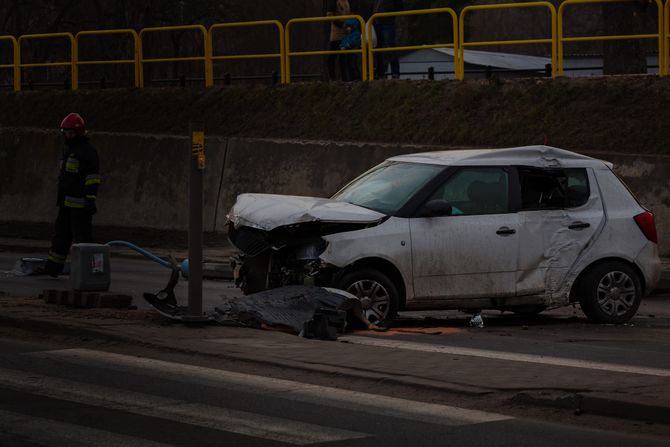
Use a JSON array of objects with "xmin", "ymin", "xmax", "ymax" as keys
[
  {"xmin": 337, "ymin": 269, "xmax": 399, "ymax": 327},
  {"xmin": 578, "ymin": 262, "xmax": 642, "ymax": 324}
]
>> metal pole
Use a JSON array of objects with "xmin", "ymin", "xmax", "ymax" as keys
[{"xmin": 187, "ymin": 121, "xmax": 205, "ymax": 319}]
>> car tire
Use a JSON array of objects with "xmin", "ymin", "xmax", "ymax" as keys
[
  {"xmin": 578, "ymin": 262, "xmax": 642, "ymax": 324},
  {"xmin": 336, "ymin": 269, "xmax": 399, "ymax": 327}
]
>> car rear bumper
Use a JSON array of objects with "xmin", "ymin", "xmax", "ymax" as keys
[{"xmin": 635, "ymin": 241, "xmax": 662, "ymax": 294}]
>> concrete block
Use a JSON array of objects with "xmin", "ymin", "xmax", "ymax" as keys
[
  {"xmin": 203, "ymin": 262, "xmax": 233, "ymax": 280},
  {"xmin": 41, "ymin": 289, "xmax": 133, "ymax": 309}
]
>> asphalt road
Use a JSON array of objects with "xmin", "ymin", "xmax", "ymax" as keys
[
  {"xmin": 3, "ymin": 249, "xmax": 670, "ymax": 374},
  {"xmin": 0, "ymin": 337, "xmax": 668, "ymax": 447},
  {"xmin": 3, "ymin": 251, "xmax": 670, "ymax": 443}
]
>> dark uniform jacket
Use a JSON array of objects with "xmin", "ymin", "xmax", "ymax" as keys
[
  {"xmin": 57, "ymin": 137, "xmax": 100, "ymax": 211},
  {"xmin": 373, "ymin": 0, "xmax": 404, "ymax": 23}
]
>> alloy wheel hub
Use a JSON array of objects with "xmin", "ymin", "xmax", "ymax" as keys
[
  {"xmin": 608, "ymin": 287, "xmax": 622, "ymax": 300},
  {"xmin": 346, "ymin": 279, "xmax": 390, "ymax": 324},
  {"xmin": 597, "ymin": 271, "xmax": 635, "ymax": 316}
]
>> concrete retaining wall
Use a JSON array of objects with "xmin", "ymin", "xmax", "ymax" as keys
[{"xmin": 1, "ymin": 127, "xmax": 668, "ymax": 254}]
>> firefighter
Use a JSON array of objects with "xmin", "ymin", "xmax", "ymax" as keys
[{"xmin": 44, "ymin": 113, "xmax": 101, "ymax": 277}]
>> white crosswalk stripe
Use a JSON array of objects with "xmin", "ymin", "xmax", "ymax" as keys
[
  {"xmin": 0, "ymin": 408, "xmax": 177, "ymax": 447},
  {"xmin": 339, "ymin": 336, "xmax": 670, "ymax": 377},
  {"xmin": 27, "ymin": 348, "xmax": 512, "ymax": 427},
  {"xmin": 0, "ymin": 367, "xmax": 367, "ymax": 445}
]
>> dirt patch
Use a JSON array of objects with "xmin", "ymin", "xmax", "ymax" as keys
[{"xmin": 1, "ymin": 75, "xmax": 669, "ymax": 154}]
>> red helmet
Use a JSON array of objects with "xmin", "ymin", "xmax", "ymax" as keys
[{"xmin": 60, "ymin": 113, "xmax": 86, "ymax": 136}]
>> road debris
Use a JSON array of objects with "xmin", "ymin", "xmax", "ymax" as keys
[
  {"xmin": 210, "ymin": 286, "xmax": 369, "ymax": 340},
  {"xmin": 143, "ymin": 263, "xmax": 369, "ymax": 340},
  {"xmin": 469, "ymin": 312, "xmax": 484, "ymax": 328}
]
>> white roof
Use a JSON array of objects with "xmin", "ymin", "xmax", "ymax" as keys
[
  {"xmin": 388, "ymin": 146, "xmax": 612, "ymax": 169},
  {"xmin": 434, "ymin": 48, "xmax": 551, "ymax": 70}
]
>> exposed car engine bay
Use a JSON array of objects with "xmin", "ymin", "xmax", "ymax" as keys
[{"xmin": 228, "ymin": 221, "xmax": 376, "ymax": 294}]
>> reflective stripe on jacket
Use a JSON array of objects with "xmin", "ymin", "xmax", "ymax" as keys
[{"xmin": 57, "ymin": 137, "xmax": 100, "ymax": 208}]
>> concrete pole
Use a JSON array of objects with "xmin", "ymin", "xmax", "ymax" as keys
[{"xmin": 188, "ymin": 122, "xmax": 205, "ymax": 318}]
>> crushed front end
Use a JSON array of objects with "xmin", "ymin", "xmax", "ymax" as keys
[
  {"xmin": 226, "ymin": 193, "xmax": 387, "ymax": 295},
  {"xmin": 228, "ymin": 222, "xmax": 363, "ymax": 294}
]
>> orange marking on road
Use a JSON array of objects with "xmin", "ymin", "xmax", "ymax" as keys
[{"xmin": 353, "ymin": 327, "xmax": 464, "ymax": 336}]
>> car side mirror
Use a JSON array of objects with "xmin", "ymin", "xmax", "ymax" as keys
[{"xmin": 420, "ymin": 199, "xmax": 453, "ymax": 217}]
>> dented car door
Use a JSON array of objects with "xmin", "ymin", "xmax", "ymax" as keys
[
  {"xmin": 515, "ymin": 167, "xmax": 604, "ymax": 298},
  {"xmin": 409, "ymin": 167, "xmax": 519, "ymax": 300}
]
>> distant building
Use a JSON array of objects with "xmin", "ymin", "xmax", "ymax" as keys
[{"xmin": 397, "ymin": 48, "xmax": 660, "ymax": 79}]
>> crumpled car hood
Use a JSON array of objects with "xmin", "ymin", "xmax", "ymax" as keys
[{"xmin": 228, "ymin": 193, "xmax": 386, "ymax": 231}]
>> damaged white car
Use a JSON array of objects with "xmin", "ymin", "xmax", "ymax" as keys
[{"xmin": 227, "ymin": 146, "xmax": 661, "ymax": 326}]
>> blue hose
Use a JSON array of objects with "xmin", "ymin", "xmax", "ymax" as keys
[
  {"xmin": 106, "ymin": 240, "xmax": 171, "ymax": 269},
  {"xmin": 105, "ymin": 240, "xmax": 190, "ymax": 277}
]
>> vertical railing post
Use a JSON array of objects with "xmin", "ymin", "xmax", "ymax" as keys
[
  {"xmin": 285, "ymin": 22, "xmax": 292, "ymax": 83},
  {"xmin": 71, "ymin": 34, "xmax": 78, "ymax": 90},
  {"xmin": 138, "ymin": 30, "xmax": 145, "ymax": 88},
  {"xmin": 204, "ymin": 27, "xmax": 213, "ymax": 87},
  {"xmin": 12, "ymin": 37, "xmax": 20, "ymax": 91}
]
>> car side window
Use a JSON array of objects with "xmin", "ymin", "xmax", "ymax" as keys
[
  {"xmin": 565, "ymin": 168, "xmax": 590, "ymax": 208},
  {"xmin": 519, "ymin": 167, "xmax": 589, "ymax": 210},
  {"xmin": 426, "ymin": 167, "xmax": 509, "ymax": 216}
]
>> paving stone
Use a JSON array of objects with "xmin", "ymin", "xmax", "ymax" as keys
[{"xmin": 42, "ymin": 289, "xmax": 132, "ymax": 309}]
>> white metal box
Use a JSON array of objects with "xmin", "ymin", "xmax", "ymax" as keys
[{"xmin": 70, "ymin": 243, "xmax": 111, "ymax": 291}]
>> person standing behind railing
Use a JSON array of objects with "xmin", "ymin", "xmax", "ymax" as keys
[
  {"xmin": 372, "ymin": 0, "xmax": 404, "ymax": 79},
  {"xmin": 327, "ymin": 0, "xmax": 352, "ymax": 81}
]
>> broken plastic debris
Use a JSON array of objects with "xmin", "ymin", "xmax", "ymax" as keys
[
  {"xmin": 213, "ymin": 286, "xmax": 370, "ymax": 340},
  {"xmin": 469, "ymin": 313, "xmax": 484, "ymax": 328},
  {"xmin": 12, "ymin": 257, "xmax": 47, "ymax": 276}
]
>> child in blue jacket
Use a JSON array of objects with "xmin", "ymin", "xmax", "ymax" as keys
[
  {"xmin": 339, "ymin": 19, "xmax": 361, "ymax": 81},
  {"xmin": 339, "ymin": 19, "xmax": 361, "ymax": 50}
]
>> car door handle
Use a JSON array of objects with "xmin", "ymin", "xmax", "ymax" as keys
[
  {"xmin": 568, "ymin": 222, "xmax": 591, "ymax": 230},
  {"xmin": 496, "ymin": 227, "xmax": 516, "ymax": 235}
]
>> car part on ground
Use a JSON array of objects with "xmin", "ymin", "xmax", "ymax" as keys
[
  {"xmin": 144, "ymin": 262, "xmax": 369, "ymax": 340},
  {"xmin": 212, "ymin": 285, "xmax": 370, "ymax": 340}
]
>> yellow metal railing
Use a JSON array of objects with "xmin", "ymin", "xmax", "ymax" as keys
[
  {"xmin": 285, "ymin": 15, "xmax": 368, "ymax": 82},
  {"xmin": 459, "ymin": 2, "xmax": 557, "ymax": 79},
  {"xmin": 208, "ymin": 20, "xmax": 286, "ymax": 84},
  {"xmin": 558, "ymin": 0, "xmax": 664, "ymax": 76},
  {"xmin": 75, "ymin": 29, "xmax": 140, "ymax": 88},
  {"xmin": 367, "ymin": 8, "xmax": 458, "ymax": 80},
  {"xmin": 18, "ymin": 33, "xmax": 77, "ymax": 89},
  {"xmin": 662, "ymin": 0, "xmax": 670, "ymax": 74},
  {"xmin": 0, "ymin": 36, "xmax": 20, "ymax": 91},
  {"xmin": 4, "ymin": 3, "xmax": 670, "ymax": 90},
  {"xmin": 138, "ymin": 25, "xmax": 211, "ymax": 88}
]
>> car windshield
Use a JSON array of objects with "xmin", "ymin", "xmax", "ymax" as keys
[{"xmin": 331, "ymin": 161, "xmax": 445, "ymax": 214}]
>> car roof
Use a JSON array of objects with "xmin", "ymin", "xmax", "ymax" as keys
[{"xmin": 387, "ymin": 145, "xmax": 612, "ymax": 169}]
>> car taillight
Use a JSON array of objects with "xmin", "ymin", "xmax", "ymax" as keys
[{"xmin": 634, "ymin": 211, "xmax": 658, "ymax": 244}]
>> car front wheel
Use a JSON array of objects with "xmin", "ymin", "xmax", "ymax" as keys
[
  {"xmin": 336, "ymin": 269, "xmax": 399, "ymax": 327},
  {"xmin": 578, "ymin": 262, "xmax": 642, "ymax": 324}
]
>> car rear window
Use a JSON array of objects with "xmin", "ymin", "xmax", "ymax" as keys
[{"xmin": 519, "ymin": 167, "xmax": 589, "ymax": 210}]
